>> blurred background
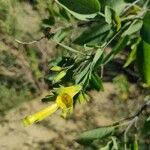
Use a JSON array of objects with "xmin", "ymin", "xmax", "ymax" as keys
[
  {"xmin": 0, "ymin": 0, "xmax": 55, "ymax": 118},
  {"xmin": 0, "ymin": 0, "xmax": 149, "ymax": 150}
]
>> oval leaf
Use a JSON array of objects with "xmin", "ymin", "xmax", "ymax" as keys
[
  {"xmin": 101, "ymin": 0, "xmax": 125, "ymax": 15},
  {"xmin": 57, "ymin": 0, "xmax": 100, "ymax": 14},
  {"xmin": 76, "ymin": 126, "xmax": 115, "ymax": 145}
]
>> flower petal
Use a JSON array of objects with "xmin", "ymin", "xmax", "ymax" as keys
[
  {"xmin": 61, "ymin": 107, "xmax": 73, "ymax": 118},
  {"xmin": 58, "ymin": 85, "xmax": 82, "ymax": 98},
  {"xmin": 56, "ymin": 94, "xmax": 73, "ymax": 110}
]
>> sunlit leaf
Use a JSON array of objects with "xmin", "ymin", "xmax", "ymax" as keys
[
  {"xmin": 111, "ymin": 137, "xmax": 118, "ymax": 150},
  {"xmin": 78, "ymin": 92, "xmax": 90, "ymax": 104},
  {"xmin": 101, "ymin": 0, "xmax": 126, "ymax": 15},
  {"xmin": 122, "ymin": 20, "xmax": 143, "ymax": 36},
  {"xmin": 53, "ymin": 70, "xmax": 66, "ymax": 83},
  {"xmin": 133, "ymin": 135, "xmax": 138, "ymax": 150},
  {"xmin": 147, "ymin": 116, "xmax": 150, "ymax": 121},
  {"xmin": 76, "ymin": 64, "xmax": 91, "ymax": 84},
  {"xmin": 100, "ymin": 141, "xmax": 112, "ymax": 150},
  {"xmin": 105, "ymin": 6, "xmax": 112, "ymax": 24},
  {"xmin": 56, "ymin": 42, "xmax": 84, "ymax": 55},
  {"xmin": 105, "ymin": 6, "xmax": 121, "ymax": 31},
  {"xmin": 124, "ymin": 37, "xmax": 141, "ymax": 67},
  {"xmin": 91, "ymin": 48, "xmax": 103, "ymax": 69},
  {"xmin": 124, "ymin": 47, "xmax": 136, "ymax": 68}
]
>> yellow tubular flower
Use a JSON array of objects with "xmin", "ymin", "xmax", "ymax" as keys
[
  {"xmin": 22, "ymin": 85, "xmax": 82, "ymax": 127},
  {"xmin": 22, "ymin": 103, "xmax": 58, "ymax": 127}
]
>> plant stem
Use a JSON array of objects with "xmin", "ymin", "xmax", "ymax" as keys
[
  {"xmin": 102, "ymin": 99, "xmax": 150, "ymax": 128},
  {"xmin": 121, "ymin": 0, "xmax": 142, "ymax": 15}
]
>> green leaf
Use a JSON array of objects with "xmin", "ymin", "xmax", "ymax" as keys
[
  {"xmin": 137, "ymin": 40, "xmax": 150, "ymax": 86},
  {"xmin": 78, "ymin": 92, "xmax": 86, "ymax": 104},
  {"xmin": 57, "ymin": 0, "xmax": 100, "ymax": 14},
  {"xmin": 76, "ymin": 126, "xmax": 115, "ymax": 145},
  {"xmin": 74, "ymin": 24, "xmax": 110, "ymax": 45},
  {"xmin": 124, "ymin": 47, "xmax": 136, "ymax": 68},
  {"xmin": 114, "ymin": 12, "xmax": 121, "ymax": 31},
  {"xmin": 141, "ymin": 11, "xmax": 150, "ymax": 44},
  {"xmin": 122, "ymin": 20, "xmax": 143, "ymax": 37},
  {"xmin": 105, "ymin": 6, "xmax": 121, "ymax": 31},
  {"xmin": 112, "ymin": 35, "xmax": 129, "ymax": 55},
  {"xmin": 112, "ymin": 36, "xmax": 129, "ymax": 55},
  {"xmin": 103, "ymin": 35, "xmax": 129, "ymax": 64},
  {"xmin": 90, "ymin": 72, "xmax": 104, "ymax": 91},
  {"xmin": 91, "ymin": 48, "xmax": 103, "ymax": 69},
  {"xmin": 76, "ymin": 64, "xmax": 91, "ymax": 84},
  {"xmin": 101, "ymin": 0, "xmax": 126, "ymax": 15},
  {"xmin": 56, "ymin": 0, "xmax": 100, "ymax": 20}
]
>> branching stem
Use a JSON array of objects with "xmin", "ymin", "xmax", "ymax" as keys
[{"xmin": 104, "ymin": 99, "xmax": 150, "ymax": 128}]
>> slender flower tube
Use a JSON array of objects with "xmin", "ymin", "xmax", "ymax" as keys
[{"xmin": 22, "ymin": 85, "xmax": 82, "ymax": 127}]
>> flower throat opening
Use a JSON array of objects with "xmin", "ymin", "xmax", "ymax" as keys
[{"xmin": 61, "ymin": 93, "xmax": 72, "ymax": 107}]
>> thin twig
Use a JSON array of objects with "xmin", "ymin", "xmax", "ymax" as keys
[
  {"xmin": 103, "ymin": 99, "xmax": 150, "ymax": 128},
  {"xmin": 15, "ymin": 36, "xmax": 45, "ymax": 45}
]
